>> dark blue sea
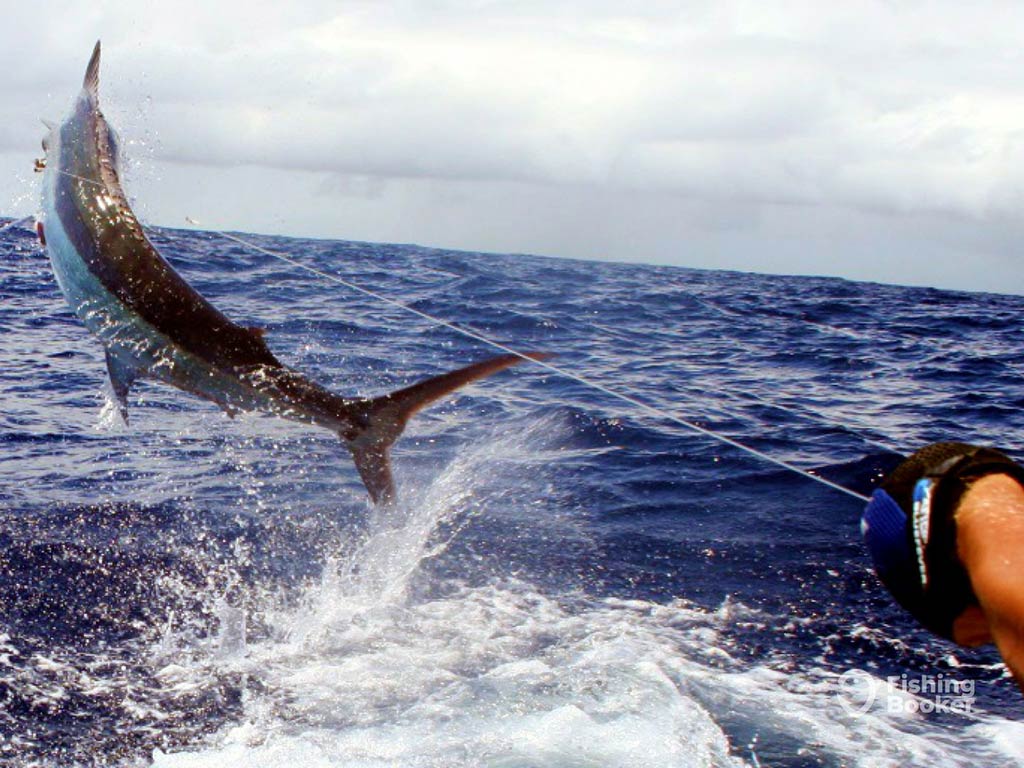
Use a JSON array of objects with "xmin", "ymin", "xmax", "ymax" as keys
[{"xmin": 1, "ymin": 216, "xmax": 1022, "ymax": 766}]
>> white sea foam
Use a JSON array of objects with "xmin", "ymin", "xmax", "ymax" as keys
[{"xmin": 144, "ymin": 418, "xmax": 1023, "ymax": 768}]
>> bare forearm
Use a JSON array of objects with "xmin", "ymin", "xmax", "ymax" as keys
[{"xmin": 956, "ymin": 473, "xmax": 1024, "ymax": 686}]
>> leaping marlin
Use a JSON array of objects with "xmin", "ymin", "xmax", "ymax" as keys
[{"xmin": 38, "ymin": 42, "xmax": 541, "ymax": 504}]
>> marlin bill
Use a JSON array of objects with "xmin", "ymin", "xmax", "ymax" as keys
[{"xmin": 37, "ymin": 41, "xmax": 543, "ymax": 504}]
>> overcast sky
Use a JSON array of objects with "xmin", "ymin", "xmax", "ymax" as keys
[{"xmin": 4, "ymin": 1, "xmax": 1024, "ymax": 294}]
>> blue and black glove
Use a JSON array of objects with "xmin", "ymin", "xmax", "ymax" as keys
[{"xmin": 862, "ymin": 442, "xmax": 1024, "ymax": 640}]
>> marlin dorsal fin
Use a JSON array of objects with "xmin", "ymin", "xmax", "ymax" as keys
[{"xmin": 83, "ymin": 41, "xmax": 101, "ymax": 94}]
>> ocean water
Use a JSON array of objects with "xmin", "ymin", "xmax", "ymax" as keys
[{"xmin": 1, "ymin": 216, "xmax": 1023, "ymax": 766}]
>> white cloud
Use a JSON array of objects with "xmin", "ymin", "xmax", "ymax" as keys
[{"xmin": 5, "ymin": 1, "xmax": 1024, "ymax": 293}]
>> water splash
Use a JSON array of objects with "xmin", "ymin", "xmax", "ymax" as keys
[
  {"xmin": 280, "ymin": 413, "xmax": 572, "ymax": 647},
  {"xmin": 145, "ymin": 414, "xmax": 1024, "ymax": 767}
]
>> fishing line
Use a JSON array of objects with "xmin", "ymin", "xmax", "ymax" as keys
[
  {"xmin": 45, "ymin": 171, "xmax": 899, "ymax": 455},
  {"xmin": 547, "ymin": 303, "xmax": 902, "ymax": 455},
  {"xmin": 176, "ymin": 218, "xmax": 904, "ymax": 457},
  {"xmin": 174, "ymin": 217, "xmax": 465, "ymax": 285},
  {"xmin": 192, "ymin": 226, "xmax": 872, "ymax": 503},
  {"xmin": 453, "ymin": 283, "xmax": 902, "ymax": 455},
  {"xmin": 51, "ymin": 165, "xmax": 1007, "ymax": 426},
  {"xmin": 54, "ymin": 169, "xmax": 104, "ymax": 188},
  {"xmin": 32, "ymin": 179, "xmax": 881, "ymax": 499}
]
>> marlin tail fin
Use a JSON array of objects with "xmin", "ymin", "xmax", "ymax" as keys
[{"xmin": 346, "ymin": 352, "xmax": 548, "ymax": 504}]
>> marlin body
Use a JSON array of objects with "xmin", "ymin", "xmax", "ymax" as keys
[{"xmin": 38, "ymin": 42, "xmax": 537, "ymax": 503}]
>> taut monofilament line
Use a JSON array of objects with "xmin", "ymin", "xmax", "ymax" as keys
[{"xmin": 196, "ymin": 227, "xmax": 874, "ymax": 504}]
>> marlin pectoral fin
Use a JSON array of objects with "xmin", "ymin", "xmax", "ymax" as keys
[{"xmin": 104, "ymin": 350, "xmax": 138, "ymax": 424}]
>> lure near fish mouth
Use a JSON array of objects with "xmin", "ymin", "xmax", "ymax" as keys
[{"xmin": 38, "ymin": 40, "xmax": 546, "ymax": 505}]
